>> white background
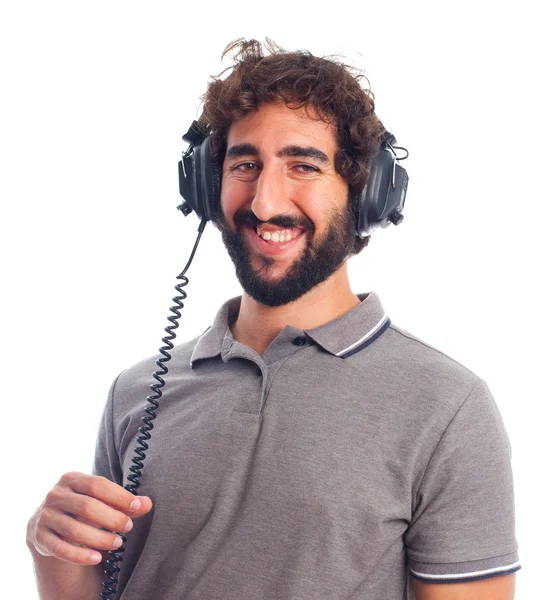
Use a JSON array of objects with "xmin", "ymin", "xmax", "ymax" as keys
[{"xmin": 2, "ymin": 1, "xmax": 548, "ymax": 598}]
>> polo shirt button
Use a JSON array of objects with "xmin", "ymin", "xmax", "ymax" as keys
[{"xmin": 292, "ymin": 336, "xmax": 307, "ymax": 346}]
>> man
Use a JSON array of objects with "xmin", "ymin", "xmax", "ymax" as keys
[{"xmin": 27, "ymin": 39, "xmax": 520, "ymax": 599}]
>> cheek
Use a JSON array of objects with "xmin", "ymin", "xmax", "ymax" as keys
[
  {"xmin": 302, "ymin": 185, "xmax": 347, "ymax": 226},
  {"xmin": 219, "ymin": 180, "xmax": 242, "ymax": 224}
]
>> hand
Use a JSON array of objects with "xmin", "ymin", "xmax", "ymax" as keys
[{"xmin": 26, "ymin": 472, "xmax": 153, "ymax": 566}]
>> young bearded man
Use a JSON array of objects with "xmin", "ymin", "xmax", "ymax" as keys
[{"xmin": 27, "ymin": 39, "xmax": 520, "ymax": 600}]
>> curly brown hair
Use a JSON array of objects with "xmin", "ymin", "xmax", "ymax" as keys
[{"xmin": 198, "ymin": 38, "xmax": 386, "ymax": 255}]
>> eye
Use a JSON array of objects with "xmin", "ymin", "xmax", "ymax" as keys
[
  {"xmin": 229, "ymin": 162, "xmax": 260, "ymax": 181},
  {"xmin": 295, "ymin": 164, "xmax": 319, "ymax": 174},
  {"xmin": 232, "ymin": 162, "xmax": 258, "ymax": 172}
]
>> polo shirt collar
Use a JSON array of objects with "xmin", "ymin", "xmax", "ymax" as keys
[
  {"xmin": 190, "ymin": 291, "xmax": 390, "ymax": 366},
  {"xmin": 306, "ymin": 292, "xmax": 390, "ymax": 358}
]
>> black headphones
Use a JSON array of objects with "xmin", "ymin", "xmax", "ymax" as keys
[{"xmin": 177, "ymin": 119, "xmax": 409, "ymax": 238}]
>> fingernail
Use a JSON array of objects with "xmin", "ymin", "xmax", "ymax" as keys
[
  {"xmin": 123, "ymin": 519, "xmax": 133, "ymax": 533},
  {"xmin": 129, "ymin": 499, "xmax": 141, "ymax": 511},
  {"xmin": 90, "ymin": 551, "xmax": 102, "ymax": 563},
  {"xmin": 112, "ymin": 536, "xmax": 123, "ymax": 549}
]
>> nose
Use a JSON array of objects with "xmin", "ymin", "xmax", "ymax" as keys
[{"xmin": 250, "ymin": 165, "xmax": 292, "ymax": 223}]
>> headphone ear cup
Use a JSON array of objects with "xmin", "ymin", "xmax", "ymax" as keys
[
  {"xmin": 178, "ymin": 136, "xmax": 222, "ymax": 222},
  {"xmin": 196, "ymin": 136, "xmax": 223, "ymax": 222},
  {"xmin": 355, "ymin": 185, "xmax": 370, "ymax": 239},
  {"xmin": 356, "ymin": 144, "xmax": 396, "ymax": 238},
  {"xmin": 192, "ymin": 137, "xmax": 212, "ymax": 221},
  {"xmin": 209, "ymin": 158, "xmax": 221, "ymax": 220}
]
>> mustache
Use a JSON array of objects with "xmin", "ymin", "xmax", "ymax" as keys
[{"xmin": 234, "ymin": 209, "xmax": 314, "ymax": 232}]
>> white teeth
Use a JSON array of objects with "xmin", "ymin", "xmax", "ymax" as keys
[{"xmin": 256, "ymin": 226, "xmax": 299, "ymax": 243}]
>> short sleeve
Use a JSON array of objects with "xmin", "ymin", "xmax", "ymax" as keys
[
  {"xmin": 91, "ymin": 372, "xmax": 125, "ymax": 486},
  {"xmin": 405, "ymin": 378, "xmax": 521, "ymax": 583}
]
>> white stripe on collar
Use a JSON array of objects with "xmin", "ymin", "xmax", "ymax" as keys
[{"xmin": 335, "ymin": 312, "xmax": 388, "ymax": 357}]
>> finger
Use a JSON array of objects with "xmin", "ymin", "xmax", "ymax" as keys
[
  {"xmin": 35, "ymin": 528, "xmax": 104, "ymax": 566},
  {"xmin": 51, "ymin": 489, "xmax": 133, "ymax": 535},
  {"xmin": 61, "ymin": 473, "xmax": 152, "ymax": 517},
  {"xmin": 49, "ymin": 511, "xmax": 124, "ymax": 551},
  {"xmin": 128, "ymin": 495, "xmax": 153, "ymax": 517},
  {"xmin": 74, "ymin": 514, "xmax": 99, "ymax": 527}
]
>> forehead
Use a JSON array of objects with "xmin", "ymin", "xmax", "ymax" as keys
[{"xmin": 225, "ymin": 101, "xmax": 338, "ymax": 155}]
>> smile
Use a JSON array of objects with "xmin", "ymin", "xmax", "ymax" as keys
[
  {"xmin": 255, "ymin": 225, "xmax": 304, "ymax": 243},
  {"xmin": 243, "ymin": 223, "xmax": 306, "ymax": 256}
]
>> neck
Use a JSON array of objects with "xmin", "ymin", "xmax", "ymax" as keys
[{"xmin": 230, "ymin": 262, "xmax": 360, "ymax": 356}]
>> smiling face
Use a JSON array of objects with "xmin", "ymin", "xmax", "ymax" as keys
[{"xmin": 217, "ymin": 100, "xmax": 357, "ymax": 307}]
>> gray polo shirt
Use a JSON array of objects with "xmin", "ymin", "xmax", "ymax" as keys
[{"xmin": 93, "ymin": 291, "xmax": 521, "ymax": 600}]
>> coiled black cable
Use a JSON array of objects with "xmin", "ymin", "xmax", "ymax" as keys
[{"xmin": 100, "ymin": 217, "xmax": 207, "ymax": 599}]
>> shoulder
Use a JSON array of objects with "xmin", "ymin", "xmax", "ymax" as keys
[
  {"xmin": 349, "ymin": 320, "xmax": 482, "ymax": 416},
  {"xmin": 386, "ymin": 322, "xmax": 479, "ymax": 382}
]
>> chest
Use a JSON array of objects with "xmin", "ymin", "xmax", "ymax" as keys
[{"xmin": 118, "ymin": 360, "xmax": 416, "ymax": 546}]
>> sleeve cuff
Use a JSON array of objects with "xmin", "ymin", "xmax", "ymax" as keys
[{"xmin": 409, "ymin": 551, "xmax": 521, "ymax": 583}]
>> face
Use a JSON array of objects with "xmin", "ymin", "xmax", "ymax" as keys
[{"xmin": 217, "ymin": 101, "xmax": 357, "ymax": 307}]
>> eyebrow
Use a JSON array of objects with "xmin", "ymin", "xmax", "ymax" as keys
[{"xmin": 226, "ymin": 143, "xmax": 330, "ymax": 165}]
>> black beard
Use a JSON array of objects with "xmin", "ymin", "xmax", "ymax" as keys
[{"xmin": 217, "ymin": 203, "xmax": 357, "ymax": 308}]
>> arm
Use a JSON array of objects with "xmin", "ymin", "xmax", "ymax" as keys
[{"xmin": 413, "ymin": 573, "xmax": 515, "ymax": 600}]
